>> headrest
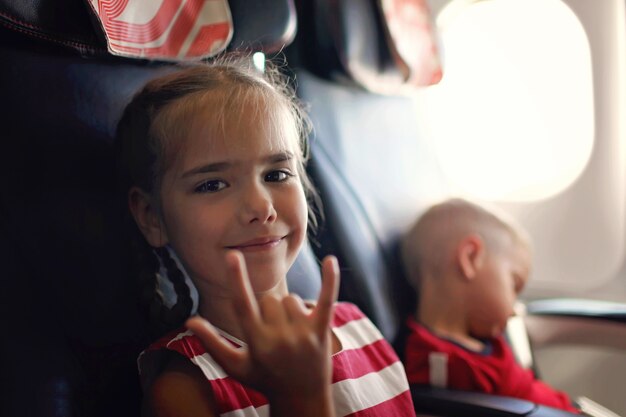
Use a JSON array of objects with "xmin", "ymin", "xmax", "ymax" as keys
[
  {"xmin": 0, "ymin": 0, "xmax": 104, "ymax": 54},
  {"xmin": 228, "ymin": 0, "xmax": 297, "ymax": 53},
  {"xmin": 0, "ymin": 0, "xmax": 297, "ymax": 59},
  {"xmin": 294, "ymin": 0, "xmax": 442, "ymax": 93},
  {"xmin": 85, "ymin": 0, "xmax": 234, "ymax": 60}
]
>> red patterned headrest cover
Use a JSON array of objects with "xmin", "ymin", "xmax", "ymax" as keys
[
  {"xmin": 379, "ymin": 0, "xmax": 442, "ymax": 87},
  {"xmin": 85, "ymin": 0, "xmax": 233, "ymax": 60}
]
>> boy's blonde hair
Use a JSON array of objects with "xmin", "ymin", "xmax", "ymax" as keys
[{"xmin": 401, "ymin": 198, "xmax": 530, "ymax": 289}]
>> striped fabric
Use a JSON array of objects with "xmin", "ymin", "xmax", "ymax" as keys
[
  {"xmin": 139, "ymin": 302, "xmax": 415, "ymax": 416},
  {"xmin": 86, "ymin": 0, "xmax": 233, "ymax": 60}
]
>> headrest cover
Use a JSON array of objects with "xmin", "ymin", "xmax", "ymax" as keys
[
  {"xmin": 0, "ymin": 0, "xmax": 296, "ymax": 59},
  {"xmin": 297, "ymin": 0, "xmax": 441, "ymax": 94},
  {"xmin": 379, "ymin": 0, "xmax": 442, "ymax": 87},
  {"xmin": 85, "ymin": 0, "xmax": 233, "ymax": 60}
]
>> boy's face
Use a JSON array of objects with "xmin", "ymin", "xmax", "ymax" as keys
[
  {"xmin": 467, "ymin": 237, "xmax": 530, "ymax": 338},
  {"xmin": 155, "ymin": 95, "xmax": 308, "ymax": 300}
]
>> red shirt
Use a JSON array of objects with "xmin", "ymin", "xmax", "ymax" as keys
[
  {"xmin": 404, "ymin": 318, "xmax": 578, "ymax": 413},
  {"xmin": 139, "ymin": 303, "xmax": 416, "ymax": 417}
]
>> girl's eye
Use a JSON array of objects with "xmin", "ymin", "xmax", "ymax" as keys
[
  {"xmin": 265, "ymin": 170, "xmax": 293, "ymax": 182},
  {"xmin": 194, "ymin": 180, "xmax": 227, "ymax": 193}
]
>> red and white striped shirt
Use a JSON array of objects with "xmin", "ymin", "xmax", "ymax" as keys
[{"xmin": 139, "ymin": 302, "xmax": 415, "ymax": 417}]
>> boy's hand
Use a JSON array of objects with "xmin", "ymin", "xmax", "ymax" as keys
[{"xmin": 186, "ymin": 251, "xmax": 340, "ymax": 417}]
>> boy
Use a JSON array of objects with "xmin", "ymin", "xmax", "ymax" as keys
[{"xmin": 400, "ymin": 198, "xmax": 579, "ymax": 413}]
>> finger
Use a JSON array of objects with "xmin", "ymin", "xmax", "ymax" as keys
[
  {"xmin": 311, "ymin": 255, "xmax": 340, "ymax": 336},
  {"xmin": 258, "ymin": 294, "xmax": 287, "ymax": 324},
  {"xmin": 226, "ymin": 251, "xmax": 261, "ymax": 329},
  {"xmin": 185, "ymin": 316, "xmax": 249, "ymax": 379},
  {"xmin": 282, "ymin": 293, "xmax": 308, "ymax": 322}
]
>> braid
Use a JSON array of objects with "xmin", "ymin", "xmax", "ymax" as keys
[
  {"xmin": 130, "ymin": 224, "xmax": 193, "ymax": 338},
  {"xmin": 132, "ymin": 230, "xmax": 169, "ymax": 337},
  {"xmin": 155, "ymin": 246, "xmax": 194, "ymax": 327}
]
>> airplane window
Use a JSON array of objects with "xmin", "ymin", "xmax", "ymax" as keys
[{"xmin": 415, "ymin": 0, "xmax": 594, "ymax": 202}]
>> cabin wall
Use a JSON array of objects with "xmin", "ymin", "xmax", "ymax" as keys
[{"xmin": 422, "ymin": 1, "xmax": 626, "ymax": 411}]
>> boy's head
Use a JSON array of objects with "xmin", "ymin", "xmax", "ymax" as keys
[{"xmin": 401, "ymin": 198, "xmax": 532, "ymax": 337}]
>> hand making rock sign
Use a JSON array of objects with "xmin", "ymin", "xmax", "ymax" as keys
[{"xmin": 187, "ymin": 251, "xmax": 340, "ymax": 417}]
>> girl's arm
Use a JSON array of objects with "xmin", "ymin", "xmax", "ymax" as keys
[
  {"xmin": 145, "ymin": 353, "xmax": 218, "ymax": 417},
  {"xmin": 186, "ymin": 252, "xmax": 340, "ymax": 417}
]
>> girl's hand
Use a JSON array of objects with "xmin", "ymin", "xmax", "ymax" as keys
[{"xmin": 186, "ymin": 252, "xmax": 340, "ymax": 417}]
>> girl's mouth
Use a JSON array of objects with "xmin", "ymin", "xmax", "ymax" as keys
[{"xmin": 227, "ymin": 236, "xmax": 285, "ymax": 252}]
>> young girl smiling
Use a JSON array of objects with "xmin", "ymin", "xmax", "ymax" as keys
[{"xmin": 116, "ymin": 57, "xmax": 415, "ymax": 417}]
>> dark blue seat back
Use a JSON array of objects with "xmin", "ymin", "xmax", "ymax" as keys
[
  {"xmin": 298, "ymin": 70, "xmax": 426, "ymax": 342},
  {"xmin": 288, "ymin": 0, "xmax": 435, "ymax": 344},
  {"xmin": 1, "ymin": 30, "xmax": 157, "ymax": 417},
  {"xmin": 0, "ymin": 2, "xmax": 320, "ymax": 416}
]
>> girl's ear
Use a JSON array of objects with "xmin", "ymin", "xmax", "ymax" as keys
[
  {"xmin": 128, "ymin": 187, "xmax": 169, "ymax": 248},
  {"xmin": 457, "ymin": 234, "xmax": 485, "ymax": 280}
]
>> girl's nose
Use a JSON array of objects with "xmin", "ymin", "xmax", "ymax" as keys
[{"xmin": 239, "ymin": 182, "xmax": 277, "ymax": 224}]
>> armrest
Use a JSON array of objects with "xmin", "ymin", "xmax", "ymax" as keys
[
  {"xmin": 526, "ymin": 299, "xmax": 626, "ymax": 324},
  {"xmin": 411, "ymin": 385, "xmax": 577, "ymax": 417},
  {"xmin": 524, "ymin": 299, "xmax": 626, "ymax": 350}
]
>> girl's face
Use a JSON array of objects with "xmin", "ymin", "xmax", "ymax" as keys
[
  {"xmin": 467, "ymin": 237, "xmax": 530, "ymax": 338},
  {"xmin": 155, "ymin": 96, "xmax": 308, "ymax": 300}
]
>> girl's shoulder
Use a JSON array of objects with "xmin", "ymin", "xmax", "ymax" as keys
[
  {"xmin": 138, "ymin": 327, "xmax": 228, "ymax": 391},
  {"xmin": 330, "ymin": 302, "xmax": 387, "ymax": 349},
  {"xmin": 331, "ymin": 301, "xmax": 370, "ymax": 326},
  {"xmin": 138, "ymin": 328, "xmax": 191, "ymax": 386},
  {"xmin": 147, "ymin": 353, "xmax": 218, "ymax": 417},
  {"xmin": 142, "ymin": 328, "xmax": 202, "ymax": 359}
]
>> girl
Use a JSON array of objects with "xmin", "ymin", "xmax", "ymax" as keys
[{"xmin": 116, "ymin": 56, "xmax": 415, "ymax": 417}]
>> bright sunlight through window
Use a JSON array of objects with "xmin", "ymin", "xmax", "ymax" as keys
[{"xmin": 418, "ymin": 0, "xmax": 594, "ymax": 202}]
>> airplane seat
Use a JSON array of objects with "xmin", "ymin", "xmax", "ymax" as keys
[
  {"xmin": 282, "ymin": 0, "xmax": 443, "ymax": 345},
  {"xmin": 286, "ymin": 0, "xmax": 423, "ymax": 345},
  {"xmin": 0, "ymin": 1, "xmax": 321, "ymax": 416},
  {"xmin": 286, "ymin": 1, "xmax": 579, "ymax": 416}
]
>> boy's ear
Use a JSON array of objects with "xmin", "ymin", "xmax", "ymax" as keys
[
  {"xmin": 128, "ymin": 187, "xmax": 169, "ymax": 248},
  {"xmin": 457, "ymin": 234, "xmax": 485, "ymax": 280}
]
